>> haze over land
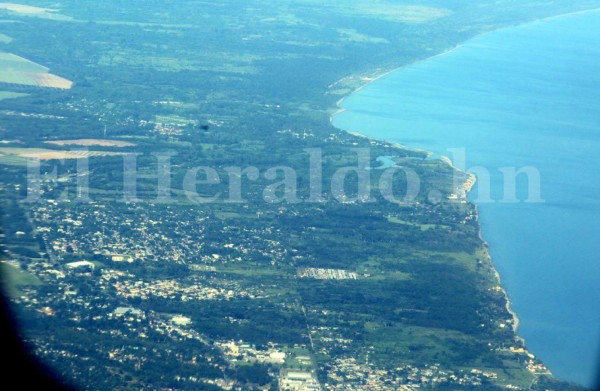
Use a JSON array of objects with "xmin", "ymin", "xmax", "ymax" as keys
[{"xmin": 0, "ymin": 1, "xmax": 598, "ymax": 390}]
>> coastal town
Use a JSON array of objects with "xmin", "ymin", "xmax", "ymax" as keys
[
  {"xmin": 1, "ymin": 180, "xmax": 552, "ymax": 389},
  {"xmin": 0, "ymin": 0, "xmax": 591, "ymax": 389}
]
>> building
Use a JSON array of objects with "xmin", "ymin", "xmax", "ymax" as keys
[
  {"xmin": 113, "ymin": 307, "xmax": 143, "ymax": 318},
  {"xmin": 171, "ymin": 315, "xmax": 192, "ymax": 326},
  {"xmin": 280, "ymin": 370, "xmax": 321, "ymax": 391},
  {"xmin": 112, "ymin": 254, "xmax": 134, "ymax": 263},
  {"xmin": 65, "ymin": 260, "xmax": 95, "ymax": 270}
]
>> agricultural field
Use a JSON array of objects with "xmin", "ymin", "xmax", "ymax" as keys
[
  {"xmin": 336, "ymin": 28, "xmax": 389, "ymax": 44},
  {"xmin": 154, "ymin": 114, "xmax": 197, "ymax": 126},
  {"xmin": 294, "ymin": 0, "xmax": 452, "ymax": 23},
  {"xmin": 0, "ymin": 52, "xmax": 48, "ymax": 72},
  {"xmin": 0, "ymin": 147, "xmax": 128, "ymax": 164},
  {"xmin": 0, "ymin": 2, "xmax": 56, "ymax": 14},
  {"xmin": 45, "ymin": 139, "xmax": 137, "ymax": 148},
  {"xmin": 0, "ymin": 52, "xmax": 72, "ymax": 89},
  {"xmin": 0, "ymin": 2, "xmax": 72, "ymax": 20},
  {"xmin": 0, "ymin": 90, "xmax": 27, "ymax": 100},
  {"xmin": 97, "ymin": 51, "xmax": 260, "ymax": 74},
  {"xmin": 351, "ymin": 3, "xmax": 452, "ymax": 23}
]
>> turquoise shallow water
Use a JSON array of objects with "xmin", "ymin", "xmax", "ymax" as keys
[{"xmin": 333, "ymin": 11, "xmax": 600, "ymax": 387}]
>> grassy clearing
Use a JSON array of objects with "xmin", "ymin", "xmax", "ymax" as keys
[
  {"xmin": 218, "ymin": 265, "xmax": 287, "ymax": 278},
  {"xmin": 166, "ymin": 140, "xmax": 193, "ymax": 147},
  {"xmin": 95, "ymin": 45, "xmax": 266, "ymax": 75},
  {"xmin": 297, "ymin": 1, "xmax": 450, "ymax": 23},
  {"xmin": 282, "ymin": 346, "xmax": 314, "ymax": 370},
  {"xmin": 155, "ymin": 114, "xmax": 196, "ymax": 126},
  {"xmin": 451, "ymin": 352, "xmax": 535, "ymax": 388},
  {"xmin": 365, "ymin": 323, "xmax": 476, "ymax": 366},
  {"xmin": 215, "ymin": 211, "xmax": 242, "ymax": 219},
  {"xmin": 357, "ymin": 4, "xmax": 451, "ymax": 23},
  {"xmin": 492, "ymin": 358, "xmax": 536, "ymax": 387},
  {"xmin": 0, "ymin": 147, "xmax": 128, "ymax": 164},
  {"xmin": 369, "ymin": 271, "xmax": 411, "ymax": 281},
  {"xmin": 410, "ymin": 249, "xmax": 479, "ymax": 272},
  {"xmin": 386, "ymin": 216, "xmax": 441, "ymax": 231},
  {"xmin": 155, "ymin": 101, "xmax": 199, "ymax": 110},
  {"xmin": 199, "ymin": 143, "xmax": 218, "ymax": 150},
  {"xmin": 336, "ymin": 28, "xmax": 388, "ymax": 44},
  {"xmin": 0, "ymin": 90, "xmax": 27, "ymax": 100},
  {"xmin": 0, "ymin": 261, "xmax": 42, "ymax": 297},
  {"xmin": 45, "ymin": 139, "xmax": 136, "ymax": 147},
  {"xmin": 214, "ymin": 211, "xmax": 258, "ymax": 220},
  {"xmin": 0, "ymin": 151, "xmax": 27, "ymax": 165},
  {"xmin": 98, "ymin": 53, "xmax": 258, "ymax": 74}
]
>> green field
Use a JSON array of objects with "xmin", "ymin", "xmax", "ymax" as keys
[
  {"xmin": 154, "ymin": 114, "xmax": 197, "ymax": 126},
  {"xmin": 0, "ymin": 261, "xmax": 42, "ymax": 297},
  {"xmin": 0, "ymin": 90, "xmax": 27, "ymax": 100},
  {"xmin": 0, "ymin": 147, "xmax": 128, "ymax": 165},
  {"xmin": 0, "ymin": 3, "xmax": 73, "ymax": 21},
  {"xmin": 386, "ymin": 215, "xmax": 442, "ymax": 231}
]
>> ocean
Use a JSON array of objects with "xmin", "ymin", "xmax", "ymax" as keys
[{"xmin": 332, "ymin": 10, "xmax": 600, "ymax": 387}]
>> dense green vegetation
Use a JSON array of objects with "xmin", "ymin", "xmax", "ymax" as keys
[{"xmin": 0, "ymin": 0, "xmax": 597, "ymax": 390}]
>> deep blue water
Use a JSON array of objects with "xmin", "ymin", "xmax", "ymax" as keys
[{"xmin": 333, "ymin": 11, "xmax": 600, "ymax": 387}]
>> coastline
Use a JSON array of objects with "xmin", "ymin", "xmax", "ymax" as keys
[
  {"xmin": 475, "ymin": 207, "xmax": 522, "ymax": 338},
  {"xmin": 324, "ymin": 5, "xmax": 600, "ymax": 361},
  {"xmin": 334, "ymin": 88, "xmax": 527, "ymax": 342},
  {"xmin": 329, "ymin": 6, "xmax": 600, "ymax": 120},
  {"xmin": 329, "ymin": 45, "xmax": 462, "ymax": 117}
]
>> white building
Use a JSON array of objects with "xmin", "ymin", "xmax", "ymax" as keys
[{"xmin": 65, "ymin": 260, "xmax": 95, "ymax": 270}]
